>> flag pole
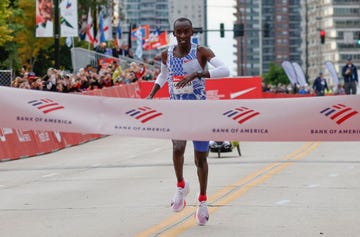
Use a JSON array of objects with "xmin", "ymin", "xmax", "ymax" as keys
[{"xmin": 54, "ymin": 0, "xmax": 60, "ymax": 68}]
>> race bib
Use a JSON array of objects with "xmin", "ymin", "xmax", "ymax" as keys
[{"xmin": 172, "ymin": 75, "xmax": 194, "ymax": 94}]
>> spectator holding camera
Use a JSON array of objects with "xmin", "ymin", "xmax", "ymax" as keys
[{"xmin": 342, "ymin": 56, "xmax": 358, "ymax": 95}]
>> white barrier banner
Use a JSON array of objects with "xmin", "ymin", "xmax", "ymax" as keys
[{"xmin": 0, "ymin": 86, "xmax": 359, "ymax": 141}]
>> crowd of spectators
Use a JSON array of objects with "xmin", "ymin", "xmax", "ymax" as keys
[
  {"xmin": 11, "ymin": 60, "xmax": 159, "ymax": 93},
  {"xmin": 262, "ymin": 81, "xmax": 345, "ymax": 96},
  {"xmin": 11, "ymin": 53, "xmax": 346, "ymax": 96}
]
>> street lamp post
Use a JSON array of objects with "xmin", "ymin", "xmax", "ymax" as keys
[{"xmin": 54, "ymin": 0, "xmax": 60, "ymax": 68}]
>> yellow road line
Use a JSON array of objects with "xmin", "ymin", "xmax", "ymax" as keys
[{"xmin": 136, "ymin": 142, "xmax": 320, "ymax": 237}]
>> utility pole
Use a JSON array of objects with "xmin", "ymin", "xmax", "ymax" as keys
[
  {"xmin": 305, "ymin": 0, "xmax": 309, "ymax": 82},
  {"xmin": 235, "ymin": 0, "xmax": 244, "ymax": 76},
  {"xmin": 54, "ymin": 0, "xmax": 60, "ymax": 68},
  {"xmin": 259, "ymin": 1, "xmax": 263, "ymax": 75},
  {"xmin": 204, "ymin": 0, "xmax": 208, "ymax": 46}
]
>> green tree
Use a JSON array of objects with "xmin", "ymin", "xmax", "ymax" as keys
[
  {"xmin": 0, "ymin": 0, "xmax": 13, "ymax": 46},
  {"xmin": 14, "ymin": 0, "xmax": 53, "ymax": 72},
  {"xmin": 262, "ymin": 63, "xmax": 289, "ymax": 86},
  {"xmin": 0, "ymin": 0, "xmax": 108, "ymax": 74},
  {"xmin": 0, "ymin": 0, "xmax": 23, "ymax": 70}
]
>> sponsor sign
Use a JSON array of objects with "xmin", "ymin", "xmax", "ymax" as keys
[{"xmin": 0, "ymin": 86, "xmax": 359, "ymax": 141}]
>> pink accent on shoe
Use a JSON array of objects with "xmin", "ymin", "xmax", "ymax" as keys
[
  {"xmin": 196, "ymin": 201, "xmax": 209, "ymax": 225},
  {"xmin": 171, "ymin": 180, "xmax": 190, "ymax": 212}
]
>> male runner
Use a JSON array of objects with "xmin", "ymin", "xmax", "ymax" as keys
[{"xmin": 147, "ymin": 17, "xmax": 229, "ymax": 225}]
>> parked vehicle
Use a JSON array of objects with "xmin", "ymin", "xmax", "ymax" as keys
[{"xmin": 209, "ymin": 141, "xmax": 241, "ymax": 158}]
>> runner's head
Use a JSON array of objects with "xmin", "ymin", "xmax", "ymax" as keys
[{"xmin": 173, "ymin": 17, "xmax": 193, "ymax": 47}]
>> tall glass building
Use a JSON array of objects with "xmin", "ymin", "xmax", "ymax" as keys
[
  {"xmin": 116, "ymin": 0, "xmax": 206, "ymax": 59},
  {"xmin": 122, "ymin": 0, "xmax": 170, "ymax": 32},
  {"xmin": 301, "ymin": 0, "xmax": 360, "ymax": 83},
  {"xmin": 234, "ymin": 0, "xmax": 302, "ymax": 76}
]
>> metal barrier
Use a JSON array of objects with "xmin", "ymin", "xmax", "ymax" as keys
[
  {"xmin": 0, "ymin": 70, "xmax": 12, "ymax": 86},
  {"xmin": 70, "ymin": 47, "xmax": 158, "ymax": 73}
]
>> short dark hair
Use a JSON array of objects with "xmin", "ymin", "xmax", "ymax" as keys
[{"xmin": 173, "ymin": 17, "xmax": 192, "ymax": 29}]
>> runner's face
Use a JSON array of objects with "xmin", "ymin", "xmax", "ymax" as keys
[{"xmin": 174, "ymin": 21, "xmax": 193, "ymax": 47}]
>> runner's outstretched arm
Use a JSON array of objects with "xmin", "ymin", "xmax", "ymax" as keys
[{"xmin": 146, "ymin": 63, "xmax": 169, "ymax": 99}]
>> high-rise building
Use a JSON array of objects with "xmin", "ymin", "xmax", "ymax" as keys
[
  {"xmin": 117, "ymin": 0, "xmax": 206, "ymax": 59},
  {"xmin": 168, "ymin": 0, "xmax": 207, "ymax": 45},
  {"xmin": 122, "ymin": 0, "xmax": 170, "ymax": 32},
  {"xmin": 117, "ymin": 0, "xmax": 170, "ymax": 59},
  {"xmin": 234, "ymin": 0, "xmax": 302, "ymax": 76},
  {"xmin": 301, "ymin": 0, "xmax": 360, "ymax": 83}
]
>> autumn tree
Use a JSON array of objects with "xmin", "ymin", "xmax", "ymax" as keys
[
  {"xmin": 14, "ymin": 0, "xmax": 53, "ymax": 72},
  {"xmin": 0, "ymin": 0, "xmax": 13, "ymax": 46},
  {"xmin": 1, "ymin": 0, "xmax": 109, "ymax": 73}
]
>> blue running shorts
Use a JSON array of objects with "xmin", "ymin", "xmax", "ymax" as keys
[{"xmin": 193, "ymin": 141, "xmax": 209, "ymax": 152}]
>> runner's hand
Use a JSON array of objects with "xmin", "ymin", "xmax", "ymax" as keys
[{"xmin": 175, "ymin": 73, "xmax": 196, "ymax": 88}]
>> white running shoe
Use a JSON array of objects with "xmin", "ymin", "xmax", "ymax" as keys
[
  {"xmin": 196, "ymin": 201, "xmax": 209, "ymax": 226},
  {"xmin": 171, "ymin": 180, "xmax": 190, "ymax": 212}
]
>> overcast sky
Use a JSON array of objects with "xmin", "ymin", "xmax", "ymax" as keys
[{"xmin": 206, "ymin": 0, "xmax": 237, "ymax": 76}]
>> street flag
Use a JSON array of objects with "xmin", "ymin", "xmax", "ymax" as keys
[
  {"xmin": 36, "ymin": 0, "xmax": 53, "ymax": 37},
  {"xmin": 98, "ymin": 13, "xmax": 106, "ymax": 44},
  {"xmin": 143, "ymin": 30, "xmax": 168, "ymax": 50},
  {"xmin": 292, "ymin": 62, "xmax": 307, "ymax": 86},
  {"xmin": 281, "ymin": 61, "xmax": 297, "ymax": 85},
  {"xmin": 325, "ymin": 61, "xmax": 339, "ymax": 86},
  {"xmin": 60, "ymin": 0, "xmax": 78, "ymax": 37},
  {"xmin": 104, "ymin": 16, "xmax": 112, "ymax": 41},
  {"xmin": 131, "ymin": 25, "xmax": 150, "ymax": 41},
  {"xmin": 135, "ymin": 26, "xmax": 143, "ymax": 59},
  {"xmin": 114, "ymin": 23, "xmax": 122, "ymax": 47},
  {"xmin": 85, "ymin": 8, "xmax": 97, "ymax": 45},
  {"xmin": 66, "ymin": 36, "xmax": 73, "ymax": 47}
]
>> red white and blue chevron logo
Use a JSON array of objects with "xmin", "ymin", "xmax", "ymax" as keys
[
  {"xmin": 126, "ymin": 106, "xmax": 163, "ymax": 123},
  {"xmin": 223, "ymin": 106, "xmax": 260, "ymax": 124},
  {"xmin": 28, "ymin": 99, "xmax": 65, "ymax": 114},
  {"xmin": 320, "ymin": 104, "xmax": 358, "ymax": 125}
]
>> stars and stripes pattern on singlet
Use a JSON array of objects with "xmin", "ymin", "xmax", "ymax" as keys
[{"xmin": 167, "ymin": 43, "xmax": 206, "ymax": 100}]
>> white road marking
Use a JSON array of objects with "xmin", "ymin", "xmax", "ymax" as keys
[
  {"xmin": 91, "ymin": 163, "xmax": 102, "ymax": 167},
  {"xmin": 41, "ymin": 173, "xmax": 59, "ymax": 178},
  {"xmin": 276, "ymin": 199, "xmax": 290, "ymax": 205},
  {"xmin": 307, "ymin": 184, "xmax": 319, "ymax": 188},
  {"xmin": 151, "ymin": 148, "xmax": 162, "ymax": 152}
]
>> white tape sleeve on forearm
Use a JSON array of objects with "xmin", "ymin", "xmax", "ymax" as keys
[
  {"xmin": 208, "ymin": 57, "xmax": 230, "ymax": 78},
  {"xmin": 155, "ymin": 63, "xmax": 169, "ymax": 88}
]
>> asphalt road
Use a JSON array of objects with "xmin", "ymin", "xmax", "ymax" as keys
[{"xmin": 0, "ymin": 136, "xmax": 359, "ymax": 237}]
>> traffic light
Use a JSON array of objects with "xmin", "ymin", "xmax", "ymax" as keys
[
  {"xmin": 220, "ymin": 23, "xmax": 225, "ymax": 38},
  {"xmin": 233, "ymin": 23, "xmax": 244, "ymax": 38},
  {"xmin": 263, "ymin": 23, "xmax": 270, "ymax": 38},
  {"xmin": 320, "ymin": 30, "xmax": 325, "ymax": 44},
  {"xmin": 357, "ymin": 32, "xmax": 360, "ymax": 45},
  {"xmin": 193, "ymin": 27, "xmax": 203, "ymax": 34}
]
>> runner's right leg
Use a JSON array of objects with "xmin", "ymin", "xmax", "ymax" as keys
[{"xmin": 171, "ymin": 140, "xmax": 190, "ymax": 212}]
